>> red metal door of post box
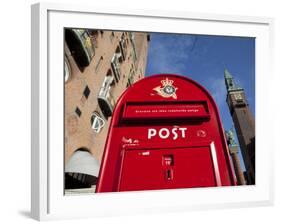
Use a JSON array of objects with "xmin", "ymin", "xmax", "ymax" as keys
[
  {"xmin": 119, "ymin": 145, "xmax": 221, "ymax": 191},
  {"xmin": 96, "ymin": 74, "xmax": 237, "ymax": 193}
]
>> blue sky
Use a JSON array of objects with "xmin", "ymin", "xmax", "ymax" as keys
[{"xmin": 145, "ymin": 33, "xmax": 255, "ymax": 170}]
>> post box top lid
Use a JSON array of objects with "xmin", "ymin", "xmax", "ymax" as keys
[{"xmin": 116, "ymin": 73, "xmax": 216, "ymax": 105}]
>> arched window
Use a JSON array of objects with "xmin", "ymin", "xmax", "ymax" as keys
[
  {"xmin": 65, "ymin": 149, "xmax": 100, "ymax": 190},
  {"xmin": 91, "ymin": 112, "xmax": 105, "ymax": 133}
]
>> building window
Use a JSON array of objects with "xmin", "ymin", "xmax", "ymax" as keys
[
  {"xmin": 83, "ymin": 86, "xmax": 90, "ymax": 99},
  {"xmin": 110, "ymin": 31, "xmax": 115, "ymax": 42},
  {"xmin": 91, "ymin": 112, "xmax": 105, "ymax": 133},
  {"xmin": 138, "ymin": 68, "xmax": 143, "ymax": 80},
  {"xmin": 75, "ymin": 107, "xmax": 82, "ymax": 117},
  {"xmin": 64, "ymin": 56, "xmax": 71, "ymax": 82},
  {"xmin": 95, "ymin": 56, "xmax": 103, "ymax": 73},
  {"xmin": 127, "ymin": 65, "xmax": 135, "ymax": 87},
  {"xmin": 147, "ymin": 34, "xmax": 150, "ymax": 41},
  {"xmin": 98, "ymin": 73, "xmax": 115, "ymax": 118},
  {"xmin": 65, "ymin": 29, "xmax": 95, "ymax": 70},
  {"xmin": 129, "ymin": 32, "xmax": 137, "ymax": 62},
  {"xmin": 88, "ymin": 30, "xmax": 99, "ymax": 48},
  {"xmin": 119, "ymin": 33, "xmax": 127, "ymax": 60},
  {"xmin": 111, "ymin": 52, "xmax": 122, "ymax": 82}
]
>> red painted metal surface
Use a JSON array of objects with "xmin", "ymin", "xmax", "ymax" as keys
[{"xmin": 96, "ymin": 74, "xmax": 237, "ymax": 192}]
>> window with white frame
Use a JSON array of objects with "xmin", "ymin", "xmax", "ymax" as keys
[
  {"xmin": 111, "ymin": 53, "xmax": 122, "ymax": 82},
  {"xmin": 97, "ymin": 73, "xmax": 115, "ymax": 118},
  {"xmin": 91, "ymin": 112, "xmax": 105, "ymax": 133}
]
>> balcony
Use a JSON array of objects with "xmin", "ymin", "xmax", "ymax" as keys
[
  {"xmin": 98, "ymin": 76, "xmax": 115, "ymax": 117},
  {"xmin": 111, "ymin": 53, "xmax": 122, "ymax": 82},
  {"xmin": 127, "ymin": 66, "xmax": 135, "ymax": 86},
  {"xmin": 129, "ymin": 32, "xmax": 137, "ymax": 62},
  {"xmin": 65, "ymin": 29, "xmax": 95, "ymax": 69},
  {"xmin": 119, "ymin": 33, "xmax": 127, "ymax": 60}
]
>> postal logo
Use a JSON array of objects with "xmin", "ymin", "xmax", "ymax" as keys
[{"xmin": 153, "ymin": 78, "xmax": 178, "ymax": 99}]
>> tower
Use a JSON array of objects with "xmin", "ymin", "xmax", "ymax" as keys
[
  {"xmin": 224, "ymin": 69, "xmax": 255, "ymax": 184},
  {"xmin": 225, "ymin": 129, "xmax": 247, "ymax": 185}
]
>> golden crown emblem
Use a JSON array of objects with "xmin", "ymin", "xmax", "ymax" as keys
[
  {"xmin": 161, "ymin": 78, "xmax": 174, "ymax": 87},
  {"xmin": 153, "ymin": 77, "xmax": 178, "ymax": 99}
]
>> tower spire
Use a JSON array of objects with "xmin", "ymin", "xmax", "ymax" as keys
[
  {"xmin": 224, "ymin": 69, "xmax": 235, "ymax": 91},
  {"xmin": 224, "ymin": 68, "xmax": 233, "ymax": 79},
  {"xmin": 224, "ymin": 69, "xmax": 243, "ymax": 92}
]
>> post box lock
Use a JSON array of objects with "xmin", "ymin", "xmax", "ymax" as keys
[
  {"xmin": 163, "ymin": 155, "xmax": 174, "ymax": 181},
  {"xmin": 163, "ymin": 155, "xmax": 174, "ymax": 166}
]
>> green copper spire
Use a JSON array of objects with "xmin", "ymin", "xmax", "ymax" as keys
[
  {"xmin": 224, "ymin": 69, "xmax": 235, "ymax": 91},
  {"xmin": 224, "ymin": 69, "xmax": 233, "ymax": 79},
  {"xmin": 224, "ymin": 69, "xmax": 242, "ymax": 92}
]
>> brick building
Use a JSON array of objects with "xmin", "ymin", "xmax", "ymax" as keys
[{"xmin": 64, "ymin": 29, "xmax": 150, "ymax": 193}]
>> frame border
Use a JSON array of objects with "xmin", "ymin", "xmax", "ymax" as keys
[{"xmin": 31, "ymin": 2, "xmax": 274, "ymax": 220}]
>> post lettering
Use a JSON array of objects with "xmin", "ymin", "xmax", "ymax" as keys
[
  {"xmin": 179, "ymin": 127, "xmax": 187, "ymax": 138},
  {"xmin": 159, "ymin": 128, "xmax": 169, "ymax": 139},
  {"xmin": 148, "ymin": 128, "xmax": 157, "ymax": 139},
  {"xmin": 147, "ymin": 127, "xmax": 187, "ymax": 140}
]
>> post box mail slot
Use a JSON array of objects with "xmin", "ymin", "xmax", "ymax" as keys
[
  {"xmin": 122, "ymin": 101, "xmax": 210, "ymax": 121},
  {"xmin": 96, "ymin": 74, "xmax": 237, "ymax": 193}
]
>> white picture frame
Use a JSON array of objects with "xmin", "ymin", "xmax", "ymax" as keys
[{"xmin": 31, "ymin": 2, "xmax": 274, "ymax": 221}]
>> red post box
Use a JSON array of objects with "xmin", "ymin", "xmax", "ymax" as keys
[{"xmin": 96, "ymin": 74, "xmax": 237, "ymax": 192}]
